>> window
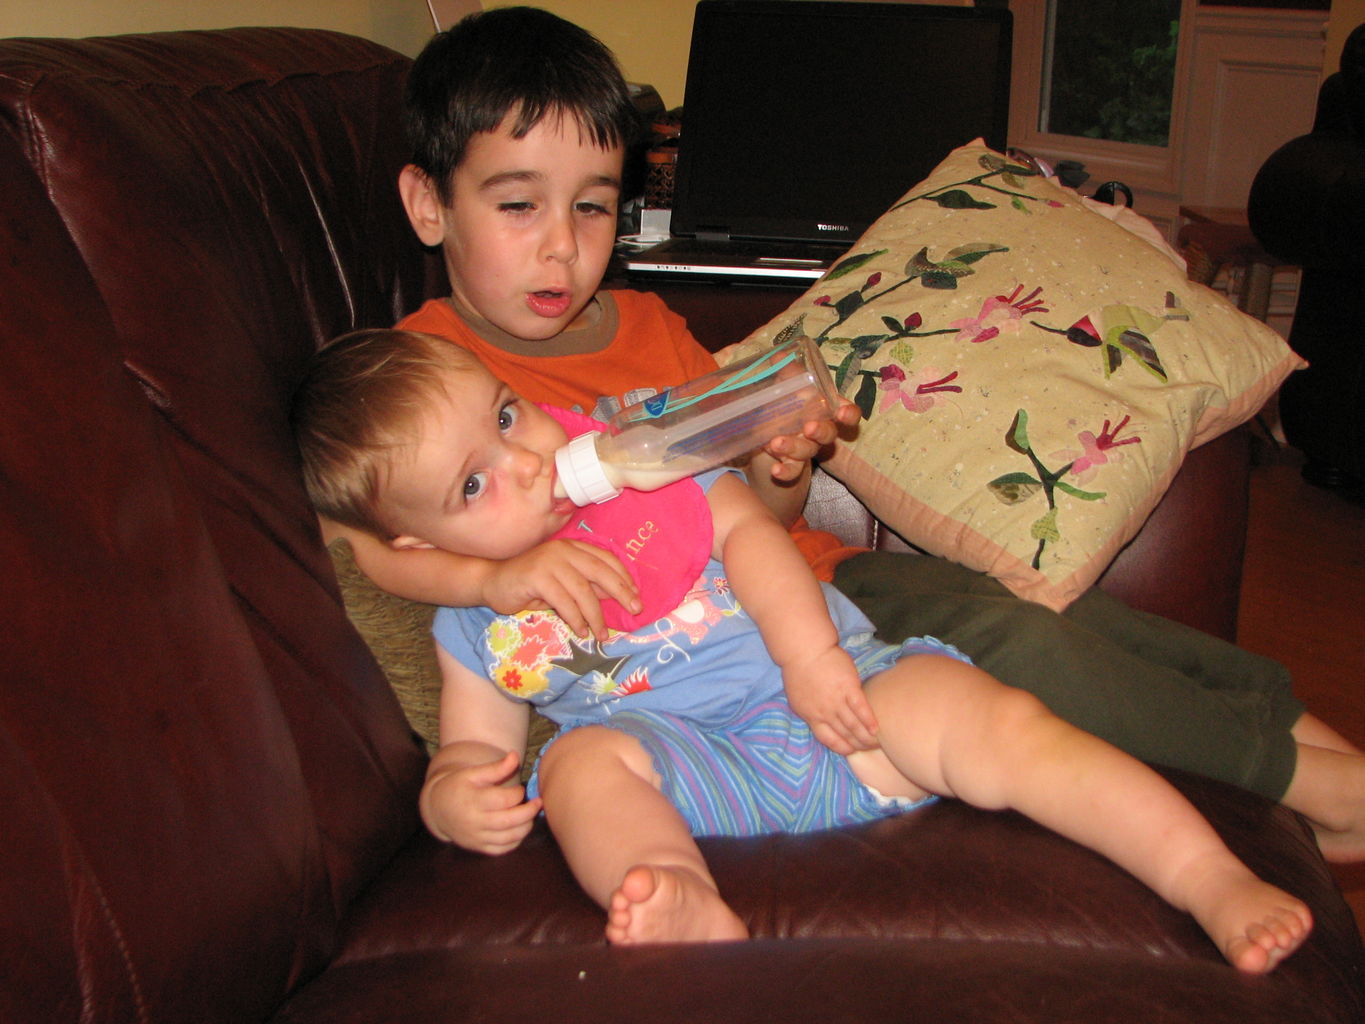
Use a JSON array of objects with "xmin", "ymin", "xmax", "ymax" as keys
[
  {"xmin": 1040, "ymin": 0, "xmax": 1181, "ymax": 147},
  {"xmin": 1007, "ymin": 0, "xmax": 1193, "ymax": 204}
]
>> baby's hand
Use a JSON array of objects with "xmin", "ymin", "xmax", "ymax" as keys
[
  {"xmin": 481, "ymin": 539, "xmax": 640, "ymax": 640},
  {"xmin": 761, "ymin": 397, "xmax": 860, "ymax": 482},
  {"xmin": 424, "ymin": 750, "xmax": 542, "ymax": 856},
  {"xmin": 782, "ymin": 645, "xmax": 879, "ymax": 756}
]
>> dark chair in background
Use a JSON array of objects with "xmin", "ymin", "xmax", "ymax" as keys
[{"xmin": 1249, "ymin": 24, "xmax": 1365, "ymax": 499}]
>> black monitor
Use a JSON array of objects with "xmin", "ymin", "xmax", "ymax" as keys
[{"xmin": 670, "ymin": 1, "xmax": 1013, "ymax": 246}]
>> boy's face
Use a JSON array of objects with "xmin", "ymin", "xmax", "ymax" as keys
[
  {"xmin": 384, "ymin": 363, "xmax": 575, "ymax": 560},
  {"xmin": 404, "ymin": 114, "xmax": 623, "ymax": 342}
]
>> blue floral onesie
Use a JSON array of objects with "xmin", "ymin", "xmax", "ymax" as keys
[{"xmin": 433, "ymin": 467, "xmax": 968, "ymax": 837}]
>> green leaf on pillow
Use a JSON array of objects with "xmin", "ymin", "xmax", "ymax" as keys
[
  {"xmin": 921, "ymin": 271, "xmax": 962, "ymax": 289},
  {"xmin": 853, "ymin": 370, "xmax": 879, "ymax": 418},
  {"xmin": 947, "ymin": 242, "xmax": 1008, "ymax": 265},
  {"xmin": 905, "ymin": 244, "xmax": 1004, "ymax": 290},
  {"xmin": 772, "ymin": 314, "xmax": 807, "ymax": 347},
  {"xmin": 1030, "ymin": 508, "xmax": 1061, "ymax": 543},
  {"xmin": 833, "ymin": 290, "xmax": 866, "ymax": 319},
  {"xmin": 930, "ymin": 189, "xmax": 996, "ymax": 210},
  {"xmin": 988, "ymin": 472, "xmax": 1042, "ymax": 505},
  {"xmin": 978, "ymin": 154, "xmax": 1039, "ymax": 178},
  {"xmin": 825, "ymin": 249, "xmax": 887, "ymax": 281},
  {"xmin": 1114, "ymin": 329, "xmax": 1168, "ymax": 382},
  {"xmin": 1006, "ymin": 409, "xmax": 1032, "ymax": 453},
  {"xmin": 1055, "ymin": 480, "xmax": 1107, "ymax": 501}
]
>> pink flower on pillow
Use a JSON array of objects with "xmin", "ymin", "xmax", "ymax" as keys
[
  {"xmin": 950, "ymin": 284, "xmax": 1048, "ymax": 343},
  {"xmin": 880, "ymin": 364, "xmax": 962, "ymax": 413},
  {"xmin": 1053, "ymin": 415, "xmax": 1141, "ymax": 483}
]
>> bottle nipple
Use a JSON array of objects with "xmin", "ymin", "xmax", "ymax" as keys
[{"xmin": 553, "ymin": 432, "xmax": 622, "ymax": 506}]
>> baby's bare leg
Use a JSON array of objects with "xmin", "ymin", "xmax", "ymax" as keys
[
  {"xmin": 850, "ymin": 655, "xmax": 1312, "ymax": 973},
  {"xmin": 1292, "ymin": 711, "xmax": 1364, "ymax": 756},
  {"xmin": 1283, "ymin": 740, "xmax": 1365, "ymax": 862},
  {"xmin": 536, "ymin": 726, "xmax": 747, "ymax": 945}
]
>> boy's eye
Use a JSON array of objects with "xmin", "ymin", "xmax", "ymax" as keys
[
  {"xmin": 463, "ymin": 472, "xmax": 489, "ymax": 501},
  {"xmin": 576, "ymin": 200, "xmax": 613, "ymax": 217},
  {"xmin": 498, "ymin": 201, "xmax": 535, "ymax": 214},
  {"xmin": 498, "ymin": 402, "xmax": 519, "ymax": 432}
]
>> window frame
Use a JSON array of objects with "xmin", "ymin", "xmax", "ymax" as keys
[{"xmin": 1007, "ymin": 0, "xmax": 1197, "ymax": 199}]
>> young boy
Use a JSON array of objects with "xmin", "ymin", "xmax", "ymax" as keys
[
  {"xmin": 325, "ymin": 4, "xmax": 1365, "ymax": 863},
  {"xmin": 293, "ymin": 326, "xmax": 1312, "ymax": 973}
]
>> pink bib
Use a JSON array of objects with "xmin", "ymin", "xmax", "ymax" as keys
[{"xmin": 545, "ymin": 406, "xmax": 713, "ymax": 632}]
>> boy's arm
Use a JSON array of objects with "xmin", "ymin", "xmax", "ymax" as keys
[
  {"xmin": 705, "ymin": 473, "xmax": 878, "ymax": 755},
  {"xmin": 420, "ymin": 644, "xmax": 542, "ymax": 854},
  {"xmin": 324, "ymin": 518, "xmax": 639, "ymax": 640},
  {"xmin": 327, "ymin": 519, "xmax": 491, "ymax": 605}
]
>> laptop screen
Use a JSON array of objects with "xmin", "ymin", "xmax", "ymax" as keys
[{"xmin": 669, "ymin": 1, "xmax": 1013, "ymax": 247}]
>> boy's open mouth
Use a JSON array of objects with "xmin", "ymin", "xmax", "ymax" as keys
[{"xmin": 527, "ymin": 289, "xmax": 572, "ymax": 319}]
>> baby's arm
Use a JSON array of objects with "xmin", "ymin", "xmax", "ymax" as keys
[
  {"xmin": 325, "ymin": 518, "xmax": 638, "ymax": 640},
  {"xmin": 420, "ymin": 645, "xmax": 542, "ymax": 855},
  {"xmin": 705, "ymin": 473, "xmax": 878, "ymax": 754}
]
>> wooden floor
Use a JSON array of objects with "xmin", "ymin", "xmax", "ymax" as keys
[{"xmin": 1236, "ymin": 438, "xmax": 1365, "ymax": 934}]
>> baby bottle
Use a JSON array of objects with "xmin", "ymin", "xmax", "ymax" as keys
[{"xmin": 553, "ymin": 335, "xmax": 840, "ymax": 506}]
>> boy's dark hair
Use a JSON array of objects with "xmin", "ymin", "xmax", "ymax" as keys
[{"xmin": 405, "ymin": 6, "xmax": 641, "ymax": 203}]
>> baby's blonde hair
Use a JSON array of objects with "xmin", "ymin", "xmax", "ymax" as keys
[{"xmin": 292, "ymin": 328, "xmax": 483, "ymax": 537}]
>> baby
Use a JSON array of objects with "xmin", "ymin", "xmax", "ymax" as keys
[{"xmin": 293, "ymin": 327, "xmax": 1312, "ymax": 972}]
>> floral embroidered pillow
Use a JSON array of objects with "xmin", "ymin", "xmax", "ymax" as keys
[{"xmin": 727, "ymin": 141, "xmax": 1304, "ymax": 611}]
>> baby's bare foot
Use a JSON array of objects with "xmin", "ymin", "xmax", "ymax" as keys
[
  {"xmin": 1186, "ymin": 867, "xmax": 1313, "ymax": 973},
  {"xmin": 604, "ymin": 864, "xmax": 749, "ymax": 945}
]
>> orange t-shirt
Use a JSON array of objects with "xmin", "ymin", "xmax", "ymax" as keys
[
  {"xmin": 398, "ymin": 291, "xmax": 717, "ymax": 419},
  {"xmin": 396, "ymin": 291, "xmax": 864, "ymax": 579}
]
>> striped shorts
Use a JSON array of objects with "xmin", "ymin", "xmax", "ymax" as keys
[{"xmin": 534, "ymin": 633, "xmax": 969, "ymax": 838}]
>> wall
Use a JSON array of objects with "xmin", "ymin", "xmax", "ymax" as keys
[
  {"xmin": 0, "ymin": 0, "xmax": 699, "ymax": 101},
  {"xmin": 5, "ymin": 0, "xmax": 1356, "ymax": 93},
  {"xmin": 515, "ymin": 1, "xmax": 696, "ymax": 107},
  {"xmin": 0, "ymin": 0, "xmax": 434, "ymax": 58},
  {"xmin": 3, "ymin": 1, "xmax": 977, "ymax": 105}
]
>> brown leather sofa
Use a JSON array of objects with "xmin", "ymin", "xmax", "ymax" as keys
[{"xmin": 1, "ymin": 27, "xmax": 1361, "ymax": 1024}]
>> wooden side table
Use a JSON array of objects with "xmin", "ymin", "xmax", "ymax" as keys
[{"xmin": 1176, "ymin": 205, "xmax": 1294, "ymax": 322}]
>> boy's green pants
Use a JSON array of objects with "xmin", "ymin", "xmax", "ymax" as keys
[{"xmin": 834, "ymin": 551, "xmax": 1302, "ymax": 800}]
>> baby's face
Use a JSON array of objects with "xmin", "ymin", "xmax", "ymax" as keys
[
  {"xmin": 437, "ymin": 113, "xmax": 623, "ymax": 342},
  {"xmin": 382, "ymin": 364, "xmax": 574, "ymax": 560}
]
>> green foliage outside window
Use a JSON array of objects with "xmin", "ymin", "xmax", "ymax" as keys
[{"xmin": 1044, "ymin": 0, "xmax": 1180, "ymax": 147}]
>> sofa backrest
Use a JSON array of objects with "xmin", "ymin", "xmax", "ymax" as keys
[{"xmin": 0, "ymin": 29, "xmax": 434, "ymax": 1023}]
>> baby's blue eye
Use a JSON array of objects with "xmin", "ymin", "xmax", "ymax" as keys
[
  {"xmin": 463, "ymin": 472, "xmax": 488, "ymax": 500},
  {"xmin": 498, "ymin": 403, "xmax": 519, "ymax": 432}
]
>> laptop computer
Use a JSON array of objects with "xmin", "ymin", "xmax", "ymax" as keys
[{"xmin": 624, "ymin": 1, "xmax": 1013, "ymax": 285}]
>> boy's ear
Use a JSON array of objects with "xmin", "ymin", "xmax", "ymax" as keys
[
  {"xmin": 389, "ymin": 533, "xmax": 437, "ymax": 552},
  {"xmin": 398, "ymin": 165, "xmax": 447, "ymax": 248}
]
